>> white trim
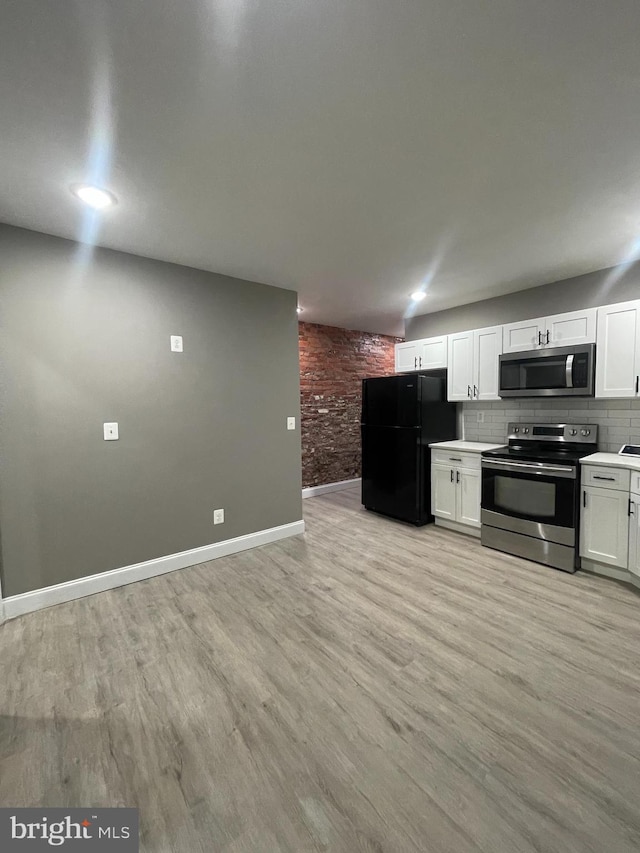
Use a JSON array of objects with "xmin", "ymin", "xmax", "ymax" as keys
[
  {"xmin": 302, "ymin": 478, "xmax": 361, "ymax": 499},
  {"xmin": 1, "ymin": 520, "xmax": 305, "ymax": 622},
  {"xmin": 434, "ymin": 518, "xmax": 481, "ymax": 538}
]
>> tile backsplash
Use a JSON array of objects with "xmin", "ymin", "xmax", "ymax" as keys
[{"xmin": 462, "ymin": 398, "xmax": 640, "ymax": 452}]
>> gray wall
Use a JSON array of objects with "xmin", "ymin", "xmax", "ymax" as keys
[
  {"xmin": 405, "ymin": 265, "xmax": 640, "ymax": 340},
  {"xmin": 0, "ymin": 225, "xmax": 302, "ymax": 597},
  {"xmin": 462, "ymin": 399, "xmax": 640, "ymax": 453}
]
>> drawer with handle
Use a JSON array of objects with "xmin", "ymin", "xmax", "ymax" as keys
[
  {"xmin": 581, "ymin": 465, "xmax": 630, "ymax": 491},
  {"xmin": 431, "ymin": 450, "xmax": 480, "ymax": 470}
]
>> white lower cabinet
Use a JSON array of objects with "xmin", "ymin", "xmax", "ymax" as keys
[
  {"xmin": 629, "ymin": 492, "xmax": 640, "ymax": 582},
  {"xmin": 431, "ymin": 463, "xmax": 481, "ymax": 529},
  {"xmin": 432, "ymin": 464, "xmax": 457, "ymax": 520},
  {"xmin": 457, "ymin": 469, "xmax": 481, "ymax": 527},
  {"xmin": 580, "ymin": 485, "xmax": 629, "ymax": 569}
]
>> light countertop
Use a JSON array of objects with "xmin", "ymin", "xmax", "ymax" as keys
[
  {"xmin": 429, "ymin": 440, "xmax": 505, "ymax": 453},
  {"xmin": 580, "ymin": 452, "xmax": 640, "ymax": 471}
]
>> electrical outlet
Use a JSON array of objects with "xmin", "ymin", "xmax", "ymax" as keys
[
  {"xmin": 287, "ymin": 417, "xmax": 296, "ymax": 430},
  {"xmin": 213, "ymin": 508, "xmax": 225, "ymax": 525},
  {"xmin": 103, "ymin": 422, "xmax": 119, "ymax": 440},
  {"xmin": 477, "ymin": 412, "xmax": 485, "ymax": 423},
  {"xmin": 170, "ymin": 335, "xmax": 183, "ymax": 352}
]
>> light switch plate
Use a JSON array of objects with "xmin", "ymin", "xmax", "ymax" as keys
[
  {"xmin": 287, "ymin": 417, "xmax": 296, "ymax": 430},
  {"xmin": 213, "ymin": 508, "xmax": 225, "ymax": 525},
  {"xmin": 104, "ymin": 422, "xmax": 119, "ymax": 441},
  {"xmin": 170, "ymin": 335, "xmax": 183, "ymax": 352}
]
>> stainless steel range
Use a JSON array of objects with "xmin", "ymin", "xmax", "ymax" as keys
[{"xmin": 481, "ymin": 423, "xmax": 598, "ymax": 573}]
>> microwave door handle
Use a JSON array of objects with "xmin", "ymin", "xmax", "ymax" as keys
[{"xmin": 565, "ymin": 354, "xmax": 574, "ymax": 388}]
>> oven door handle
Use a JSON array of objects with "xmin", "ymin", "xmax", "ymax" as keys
[
  {"xmin": 482, "ymin": 459, "xmax": 576, "ymax": 479},
  {"xmin": 565, "ymin": 354, "xmax": 574, "ymax": 388}
]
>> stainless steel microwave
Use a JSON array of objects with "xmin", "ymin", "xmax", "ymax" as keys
[{"xmin": 499, "ymin": 343, "xmax": 595, "ymax": 397}]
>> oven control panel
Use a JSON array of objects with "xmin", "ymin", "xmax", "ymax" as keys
[{"xmin": 507, "ymin": 423, "xmax": 599, "ymax": 443}]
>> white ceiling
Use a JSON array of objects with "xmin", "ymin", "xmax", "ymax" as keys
[{"xmin": 2, "ymin": 1, "xmax": 640, "ymax": 336}]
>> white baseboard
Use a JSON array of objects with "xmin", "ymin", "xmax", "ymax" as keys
[
  {"xmin": 302, "ymin": 478, "xmax": 361, "ymax": 499},
  {"xmin": 434, "ymin": 518, "xmax": 481, "ymax": 538},
  {"xmin": 1, "ymin": 520, "xmax": 305, "ymax": 623}
]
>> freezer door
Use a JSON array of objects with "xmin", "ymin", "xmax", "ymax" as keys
[{"xmin": 362, "ymin": 376, "xmax": 420, "ymax": 427}]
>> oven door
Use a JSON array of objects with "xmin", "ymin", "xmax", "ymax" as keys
[
  {"xmin": 481, "ymin": 459, "xmax": 577, "ymax": 545},
  {"xmin": 499, "ymin": 344, "xmax": 595, "ymax": 397}
]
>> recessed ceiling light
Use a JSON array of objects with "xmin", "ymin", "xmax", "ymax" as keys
[
  {"xmin": 70, "ymin": 183, "xmax": 117, "ymax": 210},
  {"xmin": 410, "ymin": 291, "xmax": 426, "ymax": 302},
  {"xmin": 296, "ymin": 306, "xmax": 303, "ymax": 313}
]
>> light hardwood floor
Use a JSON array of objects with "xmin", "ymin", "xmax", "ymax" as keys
[{"xmin": 1, "ymin": 488, "xmax": 640, "ymax": 852}]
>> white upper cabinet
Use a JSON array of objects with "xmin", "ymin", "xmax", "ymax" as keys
[
  {"xmin": 447, "ymin": 326, "xmax": 502, "ymax": 402},
  {"xmin": 545, "ymin": 308, "xmax": 596, "ymax": 348},
  {"xmin": 474, "ymin": 326, "xmax": 501, "ymax": 401},
  {"xmin": 395, "ymin": 341, "xmax": 421, "ymax": 373},
  {"xmin": 502, "ymin": 317, "xmax": 546, "ymax": 354},
  {"xmin": 595, "ymin": 300, "xmax": 640, "ymax": 399},
  {"xmin": 447, "ymin": 332, "xmax": 474, "ymax": 400},
  {"xmin": 502, "ymin": 308, "xmax": 596, "ymax": 354},
  {"xmin": 395, "ymin": 336, "xmax": 447, "ymax": 372},
  {"xmin": 419, "ymin": 336, "xmax": 447, "ymax": 370}
]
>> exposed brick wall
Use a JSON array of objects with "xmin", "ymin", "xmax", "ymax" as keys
[{"xmin": 299, "ymin": 322, "xmax": 402, "ymax": 488}]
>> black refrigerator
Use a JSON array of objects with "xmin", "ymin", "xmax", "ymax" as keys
[{"xmin": 361, "ymin": 374, "xmax": 457, "ymax": 525}]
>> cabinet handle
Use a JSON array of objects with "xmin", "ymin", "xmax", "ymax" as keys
[
  {"xmin": 419, "ymin": 356, "xmax": 422, "ymax": 368},
  {"xmin": 449, "ymin": 457, "xmax": 462, "ymax": 462},
  {"xmin": 450, "ymin": 469, "xmax": 454, "ymax": 483},
  {"xmin": 467, "ymin": 385, "xmax": 471, "ymax": 398},
  {"xmin": 473, "ymin": 384, "xmax": 478, "ymax": 398},
  {"xmin": 546, "ymin": 330, "xmax": 550, "ymax": 345},
  {"xmin": 414, "ymin": 356, "xmax": 417, "ymax": 368},
  {"xmin": 583, "ymin": 490, "xmax": 587, "ymax": 508},
  {"xmin": 592, "ymin": 475, "xmax": 615, "ymax": 481},
  {"xmin": 456, "ymin": 471, "xmax": 460, "ymax": 484},
  {"xmin": 537, "ymin": 331, "xmax": 542, "ymax": 346},
  {"xmin": 629, "ymin": 499, "xmax": 635, "ymax": 516},
  {"xmin": 636, "ymin": 375, "xmax": 639, "ymax": 394}
]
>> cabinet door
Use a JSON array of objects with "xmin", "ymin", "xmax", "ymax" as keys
[
  {"xmin": 595, "ymin": 301, "xmax": 640, "ymax": 398},
  {"xmin": 629, "ymin": 494, "xmax": 640, "ymax": 581},
  {"xmin": 502, "ymin": 317, "xmax": 546, "ymax": 354},
  {"xmin": 580, "ymin": 486, "xmax": 630, "ymax": 568},
  {"xmin": 545, "ymin": 308, "xmax": 596, "ymax": 348},
  {"xmin": 473, "ymin": 326, "xmax": 502, "ymax": 401},
  {"xmin": 431, "ymin": 464, "xmax": 457, "ymax": 520},
  {"xmin": 447, "ymin": 332, "xmax": 474, "ymax": 401},
  {"xmin": 419, "ymin": 336, "xmax": 448, "ymax": 370},
  {"xmin": 395, "ymin": 342, "xmax": 420, "ymax": 373},
  {"xmin": 456, "ymin": 469, "xmax": 481, "ymax": 528}
]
